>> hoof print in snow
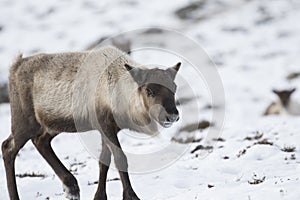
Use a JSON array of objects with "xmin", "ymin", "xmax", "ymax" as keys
[{"xmin": 207, "ymin": 184, "xmax": 215, "ymax": 188}]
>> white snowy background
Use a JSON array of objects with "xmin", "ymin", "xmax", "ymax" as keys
[{"xmin": 1, "ymin": 0, "xmax": 300, "ymax": 199}]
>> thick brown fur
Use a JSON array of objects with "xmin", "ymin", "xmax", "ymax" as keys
[{"xmin": 2, "ymin": 46, "xmax": 180, "ymax": 200}]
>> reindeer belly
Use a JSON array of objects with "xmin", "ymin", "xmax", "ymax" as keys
[{"xmin": 33, "ymin": 77, "xmax": 77, "ymax": 133}]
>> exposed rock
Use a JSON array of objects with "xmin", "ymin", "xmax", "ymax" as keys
[
  {"xmin": 175, "ymin": 1, "xmax": 206, "ymax": 20},
  {"xmin": 174, "ymin": 0, "xmax": 228, "ymax": 21},
  {"xmin": 179, "ymin": 120, "xmax": 211, "ymax": 133},
  {"xmin": 191, "ymin": 145, "xmax": 213, "ymax": 153}
]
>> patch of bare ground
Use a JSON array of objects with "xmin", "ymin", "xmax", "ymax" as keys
[
  {"xmin": 179, "ymin": 120, "xmax": 212, "ymax": 133},
  {"xmin": 171, "ymin": 136, "xmax": 202, "ymax": 144},
  {"xmin": 212, "ymin": 137, "xmax": 225, "ymax": 142},
  {"xmin": 248, "ymin": 174, "xmax": 266, "ymax": 185},
  {"xmin": 254, "ymin": 139, "xmax": 273, "ymax": 145},
  {"xmin": 244, "ymin": 131, "xmax": 263, "ymax": 141},
  {"xmin": 237, "ymin": 131, "xmax": 274, "ymax": 157},
  {"xmin": 16, "ymin": 172, "xmax": 46, "ymax": 178},
  {"xmin": 281, "ymin": 146, "xmax": 296, "ymax": 153},
  {"xmin": 190, "ymin": 145, "xmax": 213, "ymax": 154},
  {"xmin": 88, "ymin": 177, "xmax": 120, "ymax": 186}
]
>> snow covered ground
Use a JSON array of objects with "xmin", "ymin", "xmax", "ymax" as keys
[{"xmin": 1, "ymin": 0, "xmax": 300, "ymax": 199}]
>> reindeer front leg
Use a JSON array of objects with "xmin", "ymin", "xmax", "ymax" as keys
[
  {"xmin": 96, "ymin": 116, "xmax": 140, "ymax": 200},
  {"xmin": 94, "ymin": 138, "xmax": 111, "ymax": 200},
  {"xmin": 107, "ymin": 134, "xmax": 140, "ymax": 200}
]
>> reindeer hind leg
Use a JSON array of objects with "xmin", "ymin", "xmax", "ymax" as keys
[
  {"xmin": 2, "ymin": 131, "xmax": 36, "ymax": 200},
  {"xmin": 32, "ymin": 132, "xmax": 80, "ymax": 200}
]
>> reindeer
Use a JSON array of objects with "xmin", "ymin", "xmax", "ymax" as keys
[
  {"xmin": 2, "ymin": 46, "xmax": 181, "ymax": 200},
  {"xmin": 264, "ymin": 88, "xmax": 300, "ymax": 115}
]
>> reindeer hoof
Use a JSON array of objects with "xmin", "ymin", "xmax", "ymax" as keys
[
  {"xmin": 63, "ymin": 184, "xmax": 80, "ymax": 200},
  {"xmin": 123, "ymin": 189, "xmax": 141, "ymax": 200},
  {"xmin": 93, "ymin": 191, "xmax": 107, "ymax": 200}
]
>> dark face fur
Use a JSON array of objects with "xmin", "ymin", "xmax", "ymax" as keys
[
  {"xmin": 273, "ymin": 88, "xmax": 296, "ymax": 107},
  {"xmin": 140, "ymin": 83, "xmax": 179, "ymax": 128},
  {"xmin": 125, "ymin": 62, "xmax": 181, "ymax": 128}
]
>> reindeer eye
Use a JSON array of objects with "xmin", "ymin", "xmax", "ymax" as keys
[{"xmin": 145, "ymin": 88, "xmax": 155, "ymax": 97}]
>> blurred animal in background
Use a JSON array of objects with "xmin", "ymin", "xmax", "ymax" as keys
[
  {"xmin": 264, "ymin": 88, "xmax": 300, "ymax": 116},
  {"xmin": 0, "ymin": 82, "xmax": 9, "ymax": 103}
]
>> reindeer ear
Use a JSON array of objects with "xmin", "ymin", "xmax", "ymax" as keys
[
  {"xmin": 124, "ymin": 63, "xmax": 134, "ymax": 71},
  {"xmin": 272, "ymin": 89, "xmax": 279, "ymax": 94},
  {"xmin": 173, "ymin": 62, "xmax": 181, "ymax": 72},
  {"xmin": 124, "ymin": 63, "xmax": 147, "ymax": 85},
  {"xmin": 167, "ymin": 62, "xmax": 181, "ymax": 79},
  {"xmin": 290, "ymin": 88, "xmax": 296, "ymax": 93},
  {"xmin": 124, "ymin": 63, "xmax": 139, "ymax": 77}
]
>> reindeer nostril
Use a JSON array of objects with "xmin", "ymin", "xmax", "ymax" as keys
[
  {"xmin": 166, "ymin": 116, "xmax": 171, "ymax": 122},
  {"xmin": 167, "ymin": 114, "xmax": 179, "ymax": 122},
  {"xmin": 174, "ymin": 109, "xmax": 179, "ymax": 115}
]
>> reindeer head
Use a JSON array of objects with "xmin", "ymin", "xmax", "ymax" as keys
[
  {"xmin": 272, "ymin": 88, "xmax": 296, "ymax": 107},
  {"xmin": 125, "ymin": 62, "xmax": 181, "ymax": 128}
]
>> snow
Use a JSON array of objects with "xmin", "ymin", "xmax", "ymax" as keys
[{"xmin": 1, "ymin": 0, "xmax": 300, "ymax": 199}]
